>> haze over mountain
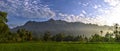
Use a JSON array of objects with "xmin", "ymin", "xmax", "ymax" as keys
[{"xmin": 11, "ymin": 19, "xmax": 112, "ymax": 37}]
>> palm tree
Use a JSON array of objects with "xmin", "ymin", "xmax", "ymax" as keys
[
  {"xmin": 114, "ymin": 24, "xmax": 119, "ymax": 35},
  {"xmin": 100, "ymin": 30, "xmax": 103, "ymax": 36}
]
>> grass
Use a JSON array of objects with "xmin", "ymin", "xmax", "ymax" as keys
[{"xmin": 0, "ymin": 42, "xmax": 120, "ymax": 51}]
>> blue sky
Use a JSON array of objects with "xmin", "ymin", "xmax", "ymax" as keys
[{"xmin": 0, "ymin": 0, "xmax": 120, "ymax": 28}]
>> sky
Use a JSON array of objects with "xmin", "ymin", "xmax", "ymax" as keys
[{"xmin": 0, "ymin": 0, "xmax": 120, "ymax": 28}]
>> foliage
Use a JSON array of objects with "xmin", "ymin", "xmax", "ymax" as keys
[
  {"xmin": 52, "ymin": 33, "xmax": 65, "ymax": 42},
  {"xmin": 17, "ymin": 29, "xmax": 33, "ymax": 41},
  {"xmin": 90, "ymin": 34, "xmax": 103, "ymax": 42},
  {"xmin": 0, "ymin": 11, "xmax": 33, "ymax": 42},
  {"xmin": 43, "ymin": 31, "xmax": 52, "ymax": 41},
  {"xmin": 0, "ymin": 11, "xmax": 8, "ymax": 23},
  {"xmin": 0, "ymin": 11, "xmax": 10, "ymax": 42}
]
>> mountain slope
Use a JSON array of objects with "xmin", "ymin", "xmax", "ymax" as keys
[{"xmin": 11, "ymin": 19, "xmax": 112, "ymax": 37}]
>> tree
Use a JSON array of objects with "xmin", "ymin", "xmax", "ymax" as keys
[
  {"xmin": 26, "ymin": 31, "xmax": 32, "ymax": 41},
  {"xmin": 0, "ymin": 11, "xmax": 8, "ymax": 23},
  {"xmin": 90, "ymin": 34, "xmax": 103, "ymax": 42},
  {"xmin": 0, "ymin": 11, "xmax": 9, "ymax": 34},
  {"xmin": 113, "ymin": 23, "xmax": 120, "ymax": 42},
  {"xmin": 17, "ymin": 29, "xmax": 26, "ymax": 41},
  {"xmin": 0, "ymin": 11, "xmax": 9, "ymax": 42},
  {"xmin": 17, "ymin": 29, "xmax": 33, "ymax": 41},
  {"xmin": 55, "ymin": 33, "xmax": 65, "ymax": 42},
  {"xmin": 104, "ymin": 32, "xmax": 114, "ymax": 42},
  {"xmin": 43, "ymin": 31, "xmax": 51, "ymax": 41},
  {"xmin": 114, "ymin": 23, "xmax": 119, "ymax": 35},
  {"xmin": 115, "ymin": 35, "xmax": 120, "ymax": 42},
  {"xmin": 84, "ymin": 36, "xmax": 88, "ymax": 42},
  {"xmin": 64, "ymin": 35, "xmax": 74, "ymax": 41},
  {"xmin": 100, "ymin": 30, "xmax": 103, "ymax": 36},
  {"xmin": 74, "ymin": 35, "xmax": 84, "ymax": 42}
]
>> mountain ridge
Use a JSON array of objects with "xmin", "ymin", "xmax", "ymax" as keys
[{"xmin": 11, "ymin": 19, "xmax": 112, "ymax": 37}]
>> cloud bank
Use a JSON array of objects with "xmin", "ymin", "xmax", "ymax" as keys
[
  {"xmin": 1, "ymin": 0, "xmax": 120, "ymax": 27},
  {"xmin": 59, "ymin": 0, "xmax": 120, "ymax": 26},
  {"xmin": 0, "ymin": 0, "xmax": 56, "ymax": 18}
]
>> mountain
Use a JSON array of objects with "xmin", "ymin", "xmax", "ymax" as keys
[{"xmin": 11, "ymin": 18, "xmax": 112, "ymax": 37}]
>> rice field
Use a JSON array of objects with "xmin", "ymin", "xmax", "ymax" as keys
[{"xmin": 0, "ymin": 42, "xmax": 120, "ymax": 51}]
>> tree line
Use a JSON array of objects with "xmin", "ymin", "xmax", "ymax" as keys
[
  {"xmin": 34, "ymin": 28, "xmax": 120, "ymax": 42},
  {"xmin": 1, "ymin": 11, "xmax": 120, "ymax": 43},
  {"xmin": 39, "ymin": 31, "xmax": 88, "ymax": 42}
]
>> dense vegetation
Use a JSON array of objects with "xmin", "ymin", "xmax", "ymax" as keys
[{"xmin": 0, "ymin": 11, "xmax": 32, "ymax": 42}]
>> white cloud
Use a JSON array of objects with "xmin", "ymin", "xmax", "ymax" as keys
[
  {"xmin": 94, "ymin": 0, "xmax": 120, "ymax": 26},
  {"xmin": 93, "ymin": 5, "xmax": 98, "ymax": 9},
  {"xmin": 82, "ymin": 10, "xmax": 87, "ymax": 14},
  {"xmin": 93, "ymin": 5, "xmax": 101, "ymax": 9},
  {"xmin": 0, "ymin": 0, "xmax": 56, "ymax": 18},
  {"xmin": 59, "ymin": 0, "xmax": 120, "ymax": 26},
  {"xmin": 2, "ymin": 0, "xmax": 120, "ymax": 26},
  {"xmin": 82, "ymin": 3, "xmax": 89, "ymax": 6},
  {"xmin": 79, "ymin": 13, "xmax": 85, "ymax": 17},
  {"xmin": 104, "ymin": 0, "xmax": 120, "ymax": 6},
  {"xmin": 59, "ymin": 13, "xmax": 90, "ymax": 23}
]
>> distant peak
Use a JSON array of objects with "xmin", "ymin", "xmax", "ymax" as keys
[
  {"xmin": 48, "ymin": 18, "xmax": 55, "ymax": 21},
  {"xmin": 27, "ymin": 21, "xmax": 35, "ymax": 23},
  {"xmin": 24, "ymin": 21, "xmax": 36, "ymax": 25}
]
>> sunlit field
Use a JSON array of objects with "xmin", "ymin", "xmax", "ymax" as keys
[{"xmin": 0, "ymin": 42, "xmax": 120, "ymax": 51}]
